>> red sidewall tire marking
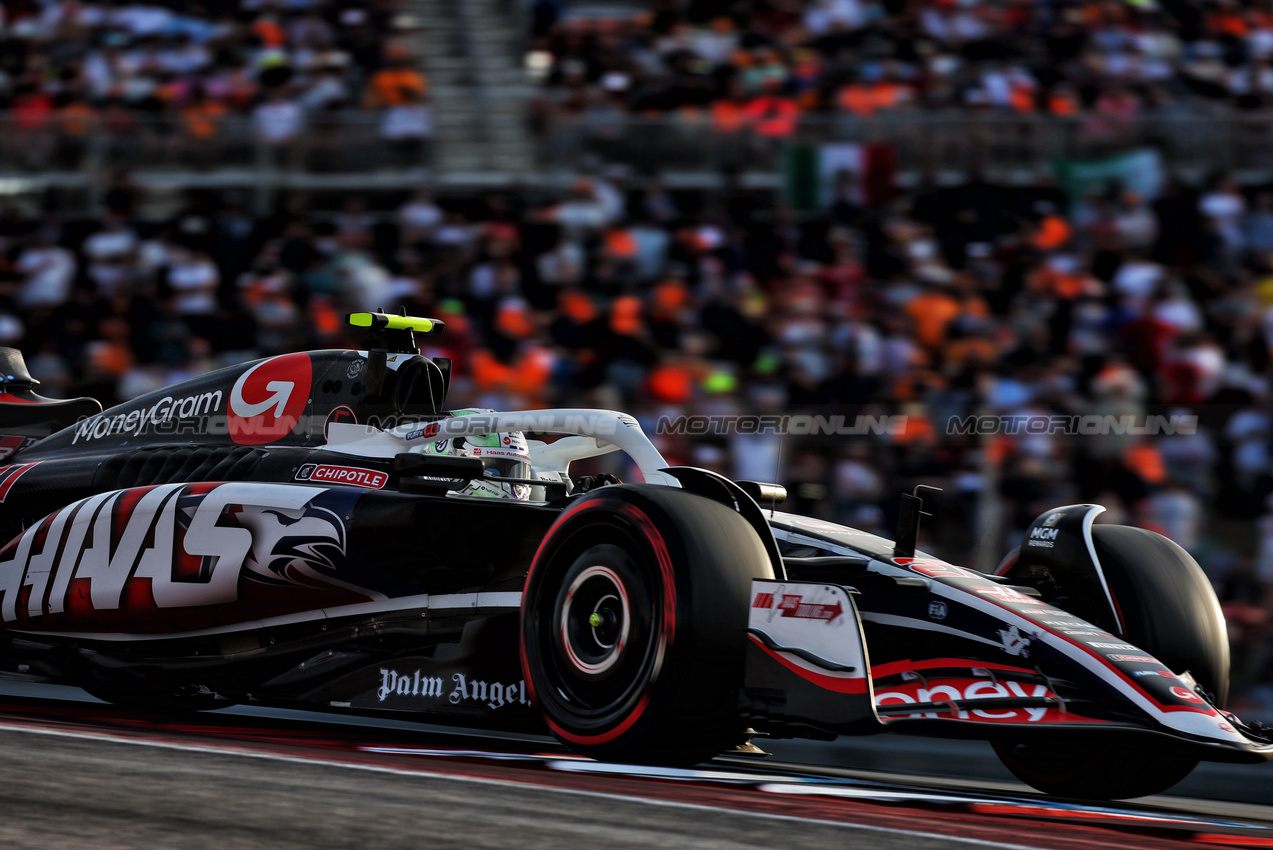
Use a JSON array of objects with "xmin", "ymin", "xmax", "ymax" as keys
[
  {"xmin": 521, "ymin": 498, "xmax": 613, "ymax": 707},
  {"xmin": 520, "ymin": 495, "xmax": 678, "ymax": 747}
]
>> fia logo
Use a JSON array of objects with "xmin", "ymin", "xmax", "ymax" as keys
[{"xmin": 927, "ymin": 600, "xmax": 948, "ymax": 620}]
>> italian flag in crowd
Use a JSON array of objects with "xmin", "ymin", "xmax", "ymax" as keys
[{"xmin": 783, "ymin": 142, "xmax": 897, "ymax": 211}]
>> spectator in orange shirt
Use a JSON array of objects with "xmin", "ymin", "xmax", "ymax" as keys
[
  {"xmin": 870, "ymin": 78, "xmax": 911, "ymax": 112},
  {"xmin": 742, "ymin": 79, "xmax": 799, "ymax": 138},
  {"xmin": 836, "ymin": 79, "xmax": 876, "ymax": 117},
  {"xmin": 1032, "ymin": 206, "xmax": 1072, "ymax": 251},
  {"xmin": 252, "ymin": 14, "xmax": 287, "ymax": 49},
  {"xmin": 1009, "ymin": 79, "xmax": 1036, "ymax": 112},
  {"xmin": 1048, "ymin": 83, "xmax": 1081, "ymax": 116},
  {"xmin": 182, "ymin": 87, "xmax": 226, "ymax": 139},
  {"xmin": 892, "ymin": 402, "xmax": 938, "ymax": 446},
  {"xmin": 179, "ymin": 86, "xmax": 227, "ymax": 167},
  {"xmin": 905, "ymin": 284, "xmax": 962, "ymax": 349},
  {"xmin": 946, "ymin": 333, "xmax": 999, "ymax": 373},
  {"xmin": 1124, "ymin": 439, "xmax": 1168, "ymax": 488},
  {"xmin": 710, "ymin": 79, "xmax": 749, "ymax": 133},
  {"xmin": 365, "ymin": 46, "xmax": 428, "ymax": 109}
]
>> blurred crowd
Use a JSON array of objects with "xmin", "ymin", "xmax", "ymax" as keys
[
  {"xmin": 530, "ymin": 0, "xmax": 1273, "ymax": 134},
  {"xmin": 0, "ymin": 0, "xmax": 430, "ymax": 166},
  {"xmin": 6, "ymin": 163, "xmax": 1273, "ymax": 705}
]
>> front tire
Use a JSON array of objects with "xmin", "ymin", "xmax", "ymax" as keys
[
  {"xmin": 1091, "ymin": 525, "xmax": 1228, "ymax": 705},
  {"xmin": 521, "ymin": 484, "xmax": 775, "ymax": 765},
  {"xmin": 994, "ymin": 524, "xmax": 1224, "ymax": 799},
  {"xmin": 992, "ymin": 740, "xmax": 1199, "ymax": 800}
]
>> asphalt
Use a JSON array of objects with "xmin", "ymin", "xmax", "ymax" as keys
[
  {"xmin": 764, "ymin": 734, "xmax": 1273, "ymax": 810},
  {"xmin": 0, "ymin": 682, "xmax": 1268, "ymax": 849},
  {"xmin": 0, "ymin": 730, "xmax": 986, "ymax": 850}
]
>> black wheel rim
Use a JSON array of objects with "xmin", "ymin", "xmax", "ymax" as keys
[
  {"xmin": 536, "ymin": 530, "xmax": 662, "ymax": 731},
  {"xmin": 560, "ymin": 565, "xmax": 631, "ymax": 676}
]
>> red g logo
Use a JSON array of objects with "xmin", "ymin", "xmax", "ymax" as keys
[
  {"xmin": 229, "ymin": 354, "xmax": 311, "ymax": 445},
  {"xmin": 1170, "ymin": 686, "xmax": 1202, "ymax": 703}
]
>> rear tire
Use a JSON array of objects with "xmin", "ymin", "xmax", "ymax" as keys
[
  {"xmin": 994, "ymin": 524, "xmax": 1225, "ymax": 799},
  {"xmin": 520, "ymin": 484, "xmax": 775, "ymax": 765}
]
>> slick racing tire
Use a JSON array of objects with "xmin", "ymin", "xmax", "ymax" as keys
[
  {"xmin": 994, "ymin": 525, "xmax": 1225, "ymax": 799},
  {"xmin": 991, "ymin": 740, "xmax": 1198, "ymax": 801},
  {"xmin": 995, "ymin": 526, "xmax": 1228, "ymax": 702},
  {"xmin": 520, "ymin": 484, "xmax": 775, "ymax": 765},
  {"xmin": 1089, "ymin": 525, "xmax": 1229, "ymax": 706}
]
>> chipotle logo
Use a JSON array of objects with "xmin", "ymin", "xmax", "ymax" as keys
[{"xmin": 297, "ymin": 464, "xmax": 387, "ymax": 489}]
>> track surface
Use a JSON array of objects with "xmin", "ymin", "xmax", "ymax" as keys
[{"xmin": 0, "ymin": 683, "xmax": 1269, "ymax": 850}]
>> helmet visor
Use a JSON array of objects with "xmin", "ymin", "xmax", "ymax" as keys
[{"xmin": 480, "ymin": 454, "xmax": 531, "ymax": 483}]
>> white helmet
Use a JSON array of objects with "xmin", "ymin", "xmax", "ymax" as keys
[{"xmin": 419, "ymin": 409, "xmax": 532, "ymax": 500}]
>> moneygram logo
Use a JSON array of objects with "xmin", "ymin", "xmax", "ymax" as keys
[{"xmin": 71, "ymin": 390, "xmax": 223, "ymax": 444}]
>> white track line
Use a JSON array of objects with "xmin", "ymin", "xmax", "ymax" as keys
[{"xmin": 0, "ymin": 720, "xmax": 1045, "ymax": 850}]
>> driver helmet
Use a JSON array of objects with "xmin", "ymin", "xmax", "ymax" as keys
[{"xmin": 420, "ymin": 408, "xmax": 532, "ymax": 500}]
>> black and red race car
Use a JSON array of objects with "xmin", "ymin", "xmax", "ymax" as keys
[{"xmin": 0, "ymin": 313, "xmax": 1266, "ymax": 800}]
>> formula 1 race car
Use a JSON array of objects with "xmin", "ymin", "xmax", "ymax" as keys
[{"xmin": 0, "ymin": 313, "xmax": 1267, "ymax": 801}]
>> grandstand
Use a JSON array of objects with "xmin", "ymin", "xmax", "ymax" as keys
[
  {"xmin": 0, "ymin": 0, "xmax": 532, "ymax": 206},
  {"xmin": 5, "ymin": 0, "xmax": 1273, "ymax": 207}
]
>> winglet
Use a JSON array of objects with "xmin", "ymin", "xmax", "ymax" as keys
[{"xmin": 346, "ymin": 312, "xmax": 445, "ymax": 335}]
